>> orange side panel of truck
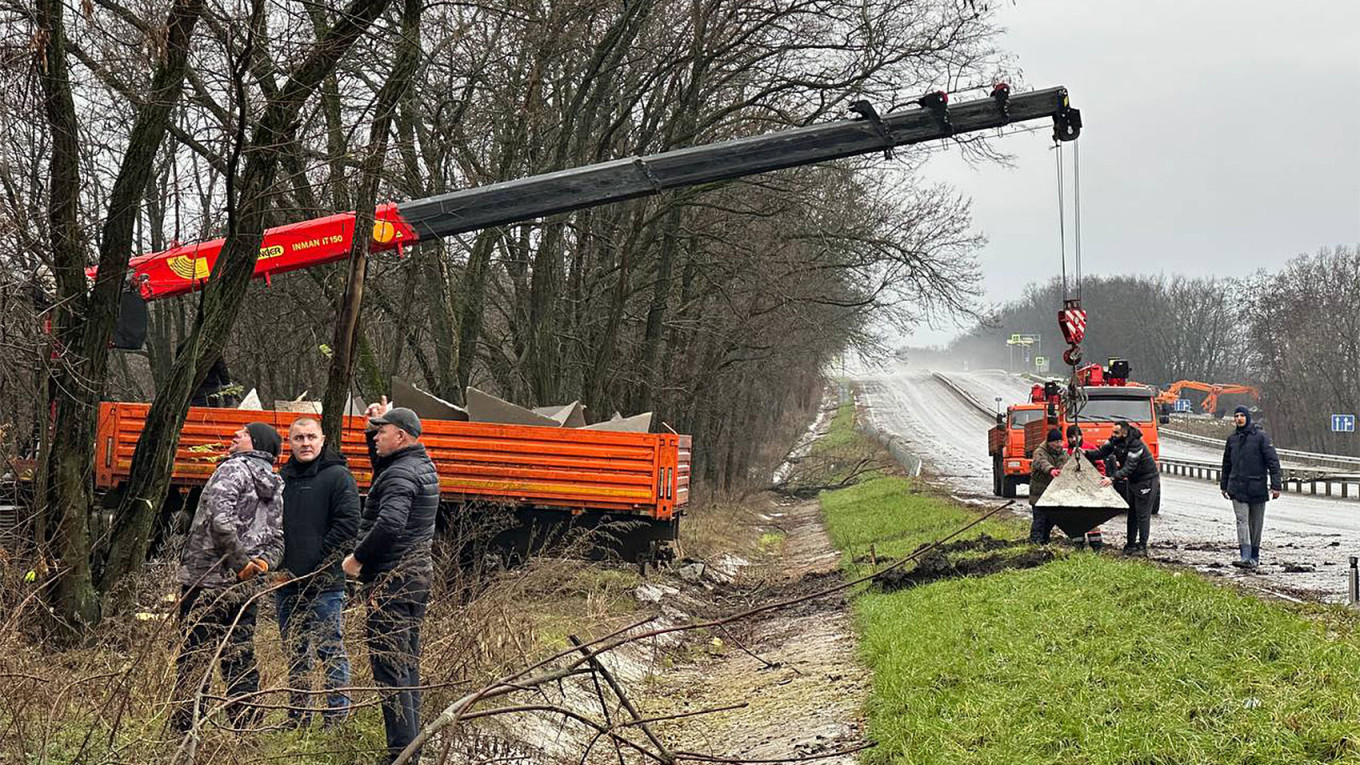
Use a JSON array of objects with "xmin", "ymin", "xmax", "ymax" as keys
[{"xmin": 95, "ymin": 404, "xmax": 691, "ymax": 521}]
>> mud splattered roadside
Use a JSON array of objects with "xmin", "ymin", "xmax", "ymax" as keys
[{"xmin": 640, "ymin": 496, "xmax": 869, "ymax": 762}]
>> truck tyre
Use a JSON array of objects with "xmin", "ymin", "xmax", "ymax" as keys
[
  {"xmin": 992, "ymin": 458, "xmax": 1003, "ymax": 497},
  {"xmin": 1001, "ymin": 475, "xmax": 1018, "ymax": 499}
]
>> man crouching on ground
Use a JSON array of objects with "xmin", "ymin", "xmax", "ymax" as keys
[
  {"xmin": 171, "ymin": 422, "xmax": 284, "ymax": 732},
  {"xmin": 343, "ymin": 398, "xmax": 439, "ymax": 764}
]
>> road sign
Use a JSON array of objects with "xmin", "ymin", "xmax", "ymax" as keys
[
  {"xmin": 1174, "ymin": 399, "xmax": 1192, "ymax": 414},
  {"xmin": 1035, "ymin": 356, "xmax": 1049, "ymax": 373},
  {"xmin": 1331, "ymin": 414, "xmax": 1356, "ymax": 433}
]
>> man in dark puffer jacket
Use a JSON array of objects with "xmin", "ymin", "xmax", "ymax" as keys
[
  {"xmin": 343, "ymin": 400, "xmax": 439, "ymax": 764},
  {"xmin": 1220, "ymin": 406, "xmax": 1282, "ymax": 569},
  {"xmin": 1091, "ymin": 422, "xmax": 1159, "ymax": 556},
  {"xmin": 277, "ymin": 417, "xmax": 359, "ymax": 728}
]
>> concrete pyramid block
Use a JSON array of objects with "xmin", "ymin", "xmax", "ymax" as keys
[
  {"xmin": 1035, "ymin": 452, "xmax": 1128, "ymax": 538},
  {"xmin": 393, "ymin": 377, "xmax": 469, "ymax": 422},
  {"xmin": 1035, "ymin": 453, "xmax": 1128, "ymax": 509},
  {"xmin": 582, "ymin": 412, "xmax": 653, "ymax": 432},
  {"xmin": 466, "ymin": 387, "xmax": 561, "ymax": 427},
  {"xmin": 532, "ymin": 401, "xmax": 587, "ymax": 428}
]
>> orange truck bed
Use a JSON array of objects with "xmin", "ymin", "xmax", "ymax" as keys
[{"xmin": 95, "ymin": 403, "xmax": 691, "ymax": 521}]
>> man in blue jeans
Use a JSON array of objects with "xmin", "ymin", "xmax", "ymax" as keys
[{"xmin": 277, "ymin": 417, "xmax": 360, "ymax": 728}]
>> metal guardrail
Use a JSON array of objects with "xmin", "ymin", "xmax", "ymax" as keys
[
  {"xmin": 931, "ymin": 371, "xmax": 995, "ymax": 420},
  {"xmin": 1159, "ymin": 457, "xmax": 1360, "ymax": 502},
  {"xmin": 1162, "ymin": 428, "xmax": 1360, "ymax": 469},
  {"xmin": 850, "ymin": 385, "xmax": 924, "ymax": 477}
]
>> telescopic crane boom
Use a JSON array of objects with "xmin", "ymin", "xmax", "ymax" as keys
[{"xmin": 95, "ymin": 86, "xmax": 1081, "ymax": 302}]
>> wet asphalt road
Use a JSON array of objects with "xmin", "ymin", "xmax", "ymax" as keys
[{"xmin": 854, "ymin": 365, "xmax": 1360, "ymax": 603}]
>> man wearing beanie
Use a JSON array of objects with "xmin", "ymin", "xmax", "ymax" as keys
[
  {"xmin": 171, "ymin": 422, "xmax": 284, "ymax": 733},
  {"xmin": 1220, "ymin": 406, "xmax": 1282, "ymax": 569},
  {"xmin": 344, "ymin": 397, "xmax": 439, "ymax": 764},
  {"xmin": 1028, "ymin": 427, "xmax": 1067, "ymax": 543}
]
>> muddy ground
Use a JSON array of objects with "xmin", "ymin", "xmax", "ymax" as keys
[{"xmin": 638, "ymin": 496, "xmax": 868, "ymax": 763}]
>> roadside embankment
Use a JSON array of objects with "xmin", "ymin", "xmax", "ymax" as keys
[{"xmin": 818, "ymin": 406, "xmax": 1360, "ymax": 764}]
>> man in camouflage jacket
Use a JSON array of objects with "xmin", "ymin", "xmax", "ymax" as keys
[{"xmin": 171, "ymin": 422, "xmax": 284, "ymax": 733}]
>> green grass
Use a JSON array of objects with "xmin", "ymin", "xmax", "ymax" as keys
[
  {"xmin": 855, "ymin": 551, "xmax": 1360, "ymax": 764},
  {"xmin": 817, "ymin": 418, "xmax": 1360, "ymax": 764},
  {"xmin": 821, "ymin": 476, "xmax": 1023, "ymax": 568}
]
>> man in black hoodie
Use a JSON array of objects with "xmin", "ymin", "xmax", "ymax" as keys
[
  {"xmin": 276, "ymin": 417, "xmax": 360, "ymax": 728},
  {"xmin": 1088, "ymin": 422, "xmax": 1159, "ymax": 555},
  {"xmin": 1220, "ymin": 406, "xmax": 1282, "ymax": 569},
  {"xmin": 343, "ymin": 399, "xmax": 439, "ymax": 764}
]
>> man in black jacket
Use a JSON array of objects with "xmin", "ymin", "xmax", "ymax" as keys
[
  {"xmin": 343, "ymin": 399, "xmax": 439, "ymax": 764},
  {"xmin": 276, "ymin": 417, "xmax": 360, "ymax": 728},
  {"xmin": 1220, "ymin": 406, "xmax": 1283, "ymax": 569},
  {"xmin": 1089, "ymin": 422, "xmax": 1160, "ymax": 556}
]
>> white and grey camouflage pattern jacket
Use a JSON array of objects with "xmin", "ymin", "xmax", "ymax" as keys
[{"xmin": 176, "ymin": 450, "xmax": 284, "ymax": 589}]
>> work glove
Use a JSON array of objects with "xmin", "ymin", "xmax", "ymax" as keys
[{"xmin": 237, "ymin": 558, "xmax": 269, "ymax": 581}]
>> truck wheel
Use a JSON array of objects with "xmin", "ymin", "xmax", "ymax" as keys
[
  {"xmin": 1001, "ymin": 476, "xmax": 1018, "ymax": 499},
  {"xmin": 992, "ymin": 458, "xmax": 1003, "ymax": 497}
]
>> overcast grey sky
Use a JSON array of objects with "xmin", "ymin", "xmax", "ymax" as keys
[{"xmin": 904, "ymin": 0, "xmax": 1360, "ymax": 346}]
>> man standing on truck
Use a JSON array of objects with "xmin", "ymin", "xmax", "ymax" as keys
[
  {"xmin": 1028, "ymin": 428, "xmax": 1067, "ymax": 544},
  {"xmin": 1220, "ymin": 405, "xmax": 1283, "ymax": 569},
  {"xmin": 343, "ymin": 399, "xmax": 439, "ymax": 764},
  {"xmin": 171, "ymin": 422, "xmax": 284, "ymax": 733},
  {"xmin": 1091, "ymin": 422, "xmax": 1159, "ymax": 556},
  {"xmin": 276, "ymin": 417, "xmax": 360, "ymax": 728}
]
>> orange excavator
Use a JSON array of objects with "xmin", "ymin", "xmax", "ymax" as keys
[{"xmin": 1154, "ymin": 380, "xmax": 1260, "ymax": 417}]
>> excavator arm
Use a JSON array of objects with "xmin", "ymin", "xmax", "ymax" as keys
[{"xmin": 96, "ymin": 86, "xmax": 1080, "ymax": 303}]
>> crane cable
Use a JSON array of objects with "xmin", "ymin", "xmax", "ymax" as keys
[
  {"xmin": 1055, "ymin": 142, "xmax": 1067, "ymax": 297},
  {"xmin": 1054, "ymin": 138, "xmax": 1084, "ymax": 300},
  {"xmin": 1074, "ymin": 138, "xmax": 1083, "ymax": 299},
  {"xmin": 1055, "ymin": 137, "xmax": 1088, "ymax": 420}
]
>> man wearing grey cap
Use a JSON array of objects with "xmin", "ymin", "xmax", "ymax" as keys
[{"xmin": 343, "ymin": 396, "xmax": 439, "ymax": 764}]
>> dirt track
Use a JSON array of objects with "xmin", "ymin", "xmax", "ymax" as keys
[{"xmin": 643, "ymin": 496, "xmax": 868, "ymax": 762}]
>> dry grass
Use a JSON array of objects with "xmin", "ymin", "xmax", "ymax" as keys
[{"xmin": 0, "ymin": 516, "xmax": 670, "ymax": 764}]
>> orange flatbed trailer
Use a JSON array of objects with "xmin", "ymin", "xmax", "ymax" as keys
[{"xmin": 95, "ymin": 403, "xmax": 690, "ymax": 524}]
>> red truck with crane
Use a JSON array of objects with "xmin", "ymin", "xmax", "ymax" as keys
[
  {"xmin": 65, "ymin": 85, "xmax": 1084, "ymax": 559},
  {"xmin": 989, "ymin": 360, "xmax": 1165, "ymax": 501}
]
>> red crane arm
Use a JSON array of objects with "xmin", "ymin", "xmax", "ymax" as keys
[{"xmin": 88, "ymin": 203, "xmax": 420, "ymax": 300}]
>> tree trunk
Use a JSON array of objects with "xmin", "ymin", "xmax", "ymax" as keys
[
  {"xmin": 322, "ymin": 0, "xmax": 421, "ymax": 442},
  {"xmin": 38, "ymin": 0, "xmax": 206, "ymax": 637},
  {"xmin": 99, "ymin": 0, "xmax": 393, "ymax": 613}
]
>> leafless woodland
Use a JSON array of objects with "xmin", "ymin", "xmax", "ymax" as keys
[
  {"xmin": 5, "ymin": 0, "xmax": 1005, "ymax": 635},
  {"xmin": 945, "ymin": 246, "xmax": 1360, "ymax": 455}
]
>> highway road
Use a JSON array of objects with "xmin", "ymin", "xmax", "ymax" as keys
[{"xmin": 854, "ymin": 365, "xmax": 1360, "ymax": 603}]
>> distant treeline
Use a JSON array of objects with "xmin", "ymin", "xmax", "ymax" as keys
[{"xmin": 945, "ymin": 245, "xmax": 1360, "ymax": 455}]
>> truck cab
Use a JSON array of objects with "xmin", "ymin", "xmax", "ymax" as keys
[
  {"xmin": 1069, "ymin": 385, "xmax": 1161, "ymax": 462},
  {"xmin": 987, "ymin": 384, "xmax": 1052, "ymax": 498},
  {"xmin": 988, "ymin": 363, "xmax": 1163, "ymax": 502}
]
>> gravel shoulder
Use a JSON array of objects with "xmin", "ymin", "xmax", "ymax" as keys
[{"xmin": 640, "ymin": 495, "xmax": 868, "ymax": 762}]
